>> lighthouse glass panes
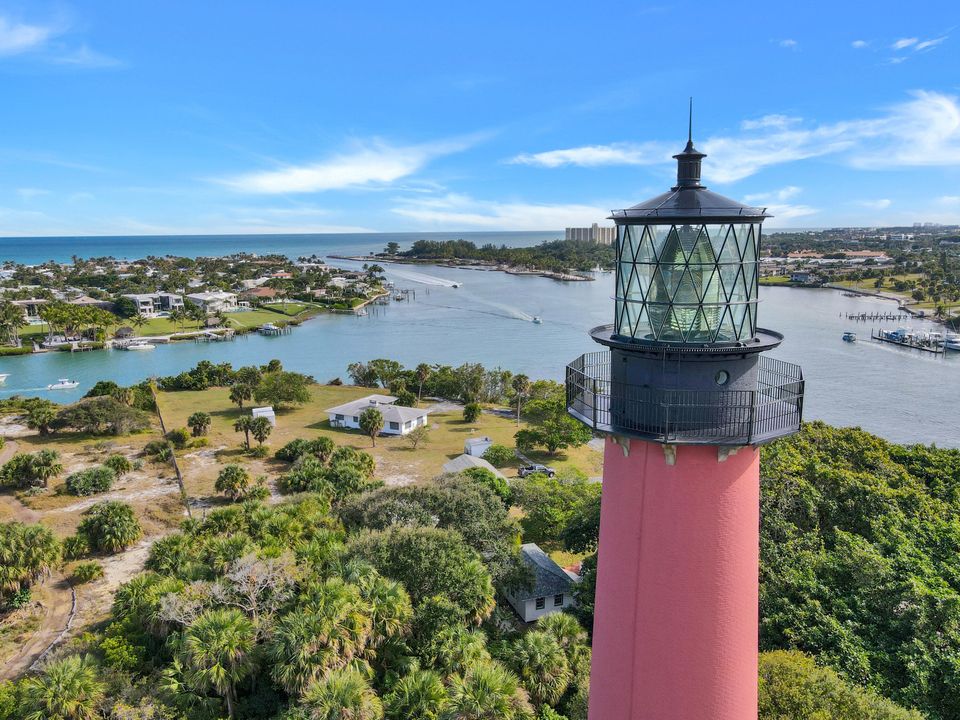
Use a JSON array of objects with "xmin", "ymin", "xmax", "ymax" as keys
[{"xmin": 614, "ymin": 222, "xmax": 760, "ymax": 343}]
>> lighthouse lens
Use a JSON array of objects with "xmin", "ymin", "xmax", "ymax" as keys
[{"xmin": 614, "ymin": 221, "xmax": 760, "ymax": 343}]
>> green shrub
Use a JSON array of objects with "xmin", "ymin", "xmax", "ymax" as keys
[
  {"xmin": 65, "ymin": 466, "xmax": 116, "ymax": 496},
  {"xmin": 461, "ymin": 467, "xmax": 511, "ymax": 505},
  {"xmin": 103, "ymin": 454, "xmax": 133, "ymax": 477},
  {"xmin": 72, "ymin": 561, "xmax": 104, "ymax": 584},
  {"xmin": 165, "ymin": 427, "xmax": 191, "ymax": 449},
  {"xmin": 0, "ymin": 450, "xmax": 64, "ymax": 489},
  {"xmin": 77, "ymin": 501, "xmax": 142, "ymax": 554},
  {"xmin": 62, "ymin": 533, "xmax": 90, "ymax": 560},
  {"xmin": 246, "ymin": 444, "xmax": 269, "ymax": 458},
  {"xmin": 463, "ymin": 402, "xmax": 482, "ymax": 423},
  {"xmin": 215, "ymin": 465, "xmax": 251, "ymax": 501},
  {"xmin": 482, "ymin": 444, "xmax": 515, "ymax": 468}
]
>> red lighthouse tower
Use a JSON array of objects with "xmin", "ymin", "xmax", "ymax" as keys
[{"xmin": 566, "ymin": 124, "xmax": 804, "ymax": 720}]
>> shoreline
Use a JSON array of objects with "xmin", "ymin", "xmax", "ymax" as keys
[{"xmin": 328, "ymin": 254, "xmax": 597, "ymax": 281}]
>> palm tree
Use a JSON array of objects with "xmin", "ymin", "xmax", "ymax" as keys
[
  {"xmin": 384, "ymin": 670, "xmax": 448, "ymax": 720},
  {"xmin": 415, "ymin": 363, "xmax": 432, "ymax": 405},
  {"xmin": 181, "ymin": 608, "xmax": 256, "ymax": 719},
  {"xmin": 536, "ymin": 612, "xmax": 588, "ymax": 655},
  {"xmin": 0, "ymin": 301, "xmax": 27, "ymax": 346},
  {"xmin": 504, "ymin": 630, "xmax": 571, "ymax": 706},
  {"xmin": 249, "ymin": 416, "xmax": 272, "ymax": 446},
  {"xmin": 301, "ymin": 667, "xmax": 383, "ymax": 720},
  {"xmin": 131, "ymin": 312, "xmax": 148, "ymax": 332},
  {"xmin": 270, "ymin": 580, "xmax": 373, "ymax": 696},
  {"xmin": 32, "ymin": 449, "xmax": 65, "ymax": 487},
  {"xmin": 445, "ymin": 660, "xmax": 532, "ymax": 720},
  {"xmin": 187, "ymin": 411, "xmax": 212, "ymax": 437},
  {"xmin": 229, "ymin": 383, "xmax": 253, "ymax": 410},
  {"xmin": 169, "ymin": 307, "xmax": 186, "ymax": 331},
  {"xmin": 21, "ymin": 654, "xmax": 105, "ymax": 720},
  {"xmin": 511, "ymin": 374, "xmax": 530, "ymax": 426},
  {"xmin": 355, "ymin": 574, "xmax": 413, "ymax": 649},
  {"xmin": 233, "ymin": 416, "xmax": 253, "ymax": 450}
]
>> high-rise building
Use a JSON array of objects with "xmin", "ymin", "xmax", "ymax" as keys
[
  {"xmin": 565, "ymin": 129, "xmax": 805, "ymax": 720},
  {"xmin": 565, "ymin": 223, "xmax": 616, "ymax": 244}
]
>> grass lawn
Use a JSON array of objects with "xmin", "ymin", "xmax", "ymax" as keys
[
  {"xmin": 155, "ymin": 384, "xmax": 603, "ymax": 502},
  {"xmin": 758, "ymin": 275, "xmax": 792, "ymax": 285}
]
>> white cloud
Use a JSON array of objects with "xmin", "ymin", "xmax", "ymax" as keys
[
  {"xmin": 741, "ymin": 115, "xmax": 801, "ymax": 131},
  {"xmin": 915, "ymin": 36, "xmax": 947, "ymax": 51},
  {"xmin": 16, "ymin": 187, "xmax": 49, "ymax": 199},
  {"xmin": 779, "ymin": 39, "xmax": 798, "ymax": 49},
  {"xmin": 763, "ymin": 204, "xmax": 819, "ymax": 225},
  {"xmin": 892, "ymin": 37, "xmax": 918, "ymax": 50},
  {"xmin": 852, "ymin": 40, "xmax": 869, "ymax": 49},
  {"xmin": 509, "ymin": 142, "xmax": 668, "ymax": 168},
  {"xmin": 858, "ymin": 199, "xmax": 893, "ymax": 209},
  {"xmin": 218, "ymin": 137, "xmax": 477, "ymax": 194},
  {"xmin": 512, "ymin": 90, "xmax": 960, "ymax": 182},
  {"xmin": 53, "ymin": 44, "xmax": 122, "ymax": 68},
  {"xmin": 0, "ymin": 16, "xmax": 56, "ymax": 56},
  {"xmin": 744, "ymin": 186, "xmax": 803, "ymax": 203},
  {"xmin": 936, "ymin": 196, "xmax": 960, "ymax": 205},
  {"xmin": 392, "ymin": 193, "xmax": 612, "ymax": 230}
]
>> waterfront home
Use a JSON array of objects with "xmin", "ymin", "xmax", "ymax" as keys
[
  {"xmin": 442, "ymin": 453, "xmax": 506, "ymax": 479},
  {"xmin": 122, "ymin": 292, "xmax": 184, "ymax": 317},
  {"xmin": 185, "ymin": 291, "xmax": 241, "ymax": 314},
  {"xmin": 325, "ymin": 394, "xmax": 430, "ymax": 436},
  {"xmin": 11, "ymin": 298, "xmax": 48, "ymax": 318},
  {"xmin": 240, "ymin": 286, "xmax": 278, "ymax": 302},
  {"xmin": 790, "ymin": 271, "xmax": 818, "ymax": 284},
  {"xmin": 505, "ymin": 543, "xmax": 580, "ymax": 623}
]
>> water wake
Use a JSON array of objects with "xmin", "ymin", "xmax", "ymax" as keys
[{"xmin": 385, "ymin": 268, "xmax": 460, "ymax": 288}]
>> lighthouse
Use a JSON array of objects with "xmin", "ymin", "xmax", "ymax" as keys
[{"xmin": 566, "ymin": 119, "xmax": 805, "ymax": 719}]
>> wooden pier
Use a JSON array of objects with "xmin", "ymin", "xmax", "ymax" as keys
[
  {"xmin": 846, "ymin": 312, "xmax": 909, "ymax": 322},
  {"xmin": 871, "ymin": 329, "xmax": 944, "ymax": 354}
]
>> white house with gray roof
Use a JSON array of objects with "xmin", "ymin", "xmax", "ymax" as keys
[
  {"xmin": 325, "ymin": 394, "xmax": 429, "ymax": 436},
  {"xmin": 505, "ymin": 543, "xmax": 580, "ymax": 623}
]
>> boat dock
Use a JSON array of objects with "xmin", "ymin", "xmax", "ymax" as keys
[
  {"xmin": 871, "ymin": 329, "xmax": 945, "ymax": 354},
  {"xmin": 846, "ymin": 312, "xmax": 910, "ymax": 322}
]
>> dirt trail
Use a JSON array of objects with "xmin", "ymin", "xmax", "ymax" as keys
[{"xmin": 0, "ymin": 574, "xmax": 75, "ymax": 680}]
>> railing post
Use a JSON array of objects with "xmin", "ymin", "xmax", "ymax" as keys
[{"xmin": 747, "ymin": 391, "xmax": 756, "ymax": 445}]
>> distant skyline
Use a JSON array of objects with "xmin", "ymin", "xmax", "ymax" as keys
[{"xmin": 0, "ymin": 1, "xmax": 958, "ymax": 236}]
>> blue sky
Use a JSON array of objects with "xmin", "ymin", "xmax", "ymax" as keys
[{"xmin": 0, "ymin": 1, "xmax": 958, "ymax": 236}]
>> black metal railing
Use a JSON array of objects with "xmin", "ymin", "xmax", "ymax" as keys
[{"xmin": 565, "ymin": 351, "xmax": 803, "ymax": 445}]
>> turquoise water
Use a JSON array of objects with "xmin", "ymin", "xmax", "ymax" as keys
[{"xmin": 0, "ymin": 234, "xmax": 957, "ymax": 447}]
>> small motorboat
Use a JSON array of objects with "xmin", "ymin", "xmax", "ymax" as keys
[
  {"xmin": 356, "ymin": 309, "xmax": 368, "ymax": 317},
  {"xmin": 945, "ymin": 334, "xmax": 960, "ymax": 351},
  {"xmin": 842, "ymin": 331, "xmax": 856, "ymax": 342},
  {"xmin": 47, "ymin": 378, "xmax": 79, "ymax": 390},
  {"xmin": 451, "ymin": 282, "xmax": 461, "ymax": 288},
  {"xmin": 0, "ymin": 373, "xmax": 8, "ymax": 384},
  {"xmin": 124, "ymin": 341, "xmax": 155, "ymax": 351},
  {"xmin": 532, "ymin": 317, "xmax": 543, "ymax": 324}
]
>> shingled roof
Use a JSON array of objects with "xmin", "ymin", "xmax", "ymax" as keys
[{"xmin": 514, "ymin": 543, "xmax": 578, "ymax": 601}]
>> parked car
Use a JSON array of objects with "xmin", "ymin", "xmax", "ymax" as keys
[{"xmin": 518, "ymin": 463, "xmax": 556, "ymax": 478}]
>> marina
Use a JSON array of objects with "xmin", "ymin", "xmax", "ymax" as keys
[{"xmin": 871, "ymin": 328, "xmax": 946, "ymax": 354}]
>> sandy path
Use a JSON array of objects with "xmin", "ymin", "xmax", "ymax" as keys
[{"xmin": 0, "ymin": 574, "xmax": 75, "ymax": 680}]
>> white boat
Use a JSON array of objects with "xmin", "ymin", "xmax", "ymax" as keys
[
  {"xmin": 451, "ymin": 282, "xmax": 462, "ymax": 288},
  {"xmin": 842, "ymin": 331, "xmax": 856, "ymax": 342},
  {"xmin": 945, "ymin": 334, "xmax": 960, "ymax": 351},
  {"xmin": 47, "ymin": 378, "xmax": 79, "ymax": 390},
  {"xmin": 124, "ymin": 341, "xmax": 155, "ymax": 351},
  {"xmin": 0, "ymin": 373, "xmax": 8, "ymax": 383},
  {"xmin": 356, "ymin": 309, "xmax": 368, "ymax": 317},
  {"xmin": 532, "ymin": 316, "xmax": 543, "ymax": 324}
]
